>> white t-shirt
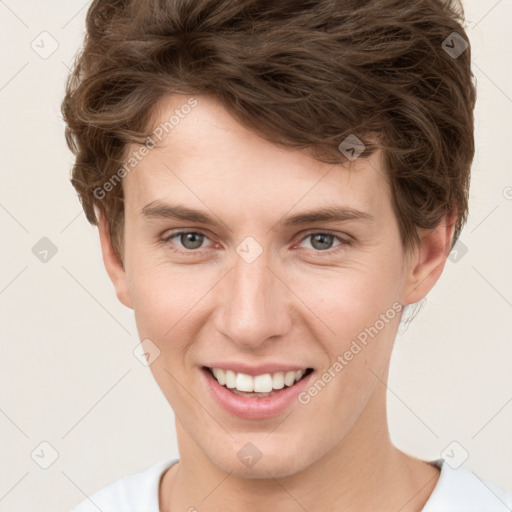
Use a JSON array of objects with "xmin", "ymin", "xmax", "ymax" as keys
[{"xmin": 70, "ymin": 458, "xmax": 512, "ymax": 512}]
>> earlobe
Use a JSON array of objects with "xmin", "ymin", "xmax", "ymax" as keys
[
  {"xmin": 97, "ymin": 212, "xmax": 133, "ymax": 310},
  {"xmin": 402, "ymin": 216, "xmax": 456, "ymax": 305}
]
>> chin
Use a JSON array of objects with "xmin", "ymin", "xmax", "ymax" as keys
[{"xmin": 205, "ymin": 441, "xmax": 314, "ymax": 480}]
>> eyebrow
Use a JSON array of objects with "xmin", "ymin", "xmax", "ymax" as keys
[{"xmin": 140, "ymin": 200, "xmax": 374, "ymax": 230}]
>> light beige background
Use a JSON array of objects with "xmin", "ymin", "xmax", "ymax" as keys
[{"xmin": 1, "ymin": 1, "xmax": 511, "ymax": 511}]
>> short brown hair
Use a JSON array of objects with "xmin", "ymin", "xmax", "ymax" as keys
[{"xmin": 61, "ymin": 0, "xmax": 476, "ymax": 262}]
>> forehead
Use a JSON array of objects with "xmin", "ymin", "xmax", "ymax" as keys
[{"xmin": 123, "ymin": 94, "xmax": 390, "ymax": 221}]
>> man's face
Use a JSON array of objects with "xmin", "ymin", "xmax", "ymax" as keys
[{"xmin": 117, "ymin": 94, "xmax": 416, "ymax": 478}]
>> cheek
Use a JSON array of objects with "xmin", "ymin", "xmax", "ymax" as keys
[
  {"xmin": 288, "ymin": 260, "xmax": 403, "ymax": 395},
  {"xmin": 126, "ymin": 262, "xmax": 215, "ymax": 405},
  {"xmin": 292, "ymin": 270, "xmax": 401, "ymax": 432},
  {"xmin": 290, "ymin": 258, "xmax": 402, "ymax": 338},
  {"xmin": 126, "ymin": 250, "xmax": 214, "ymax": 338}
]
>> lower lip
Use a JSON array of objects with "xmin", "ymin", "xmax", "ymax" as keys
[{"xmin": 201, "ymin": 367, "xmax": 314, "ymax": 420}]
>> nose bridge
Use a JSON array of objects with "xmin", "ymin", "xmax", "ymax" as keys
[{"xmin": 218, "ymin": 249, "xmax": 289, "ymax": 347}]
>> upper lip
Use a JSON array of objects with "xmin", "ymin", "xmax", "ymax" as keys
[{"xmin": 203, "ymin": 362, "xmax": 312, "ymax": 376}]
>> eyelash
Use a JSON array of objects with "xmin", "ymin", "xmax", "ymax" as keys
[{"xmin": 161, "ymin": 229, "xmax": 352, "ymax": 256}]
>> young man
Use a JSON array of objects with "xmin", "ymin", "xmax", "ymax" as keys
[{"xmin": 63, "ymin": 0, "xmax": 511, "ymax": 511}]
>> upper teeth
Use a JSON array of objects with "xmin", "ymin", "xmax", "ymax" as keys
[{"xmin": 211, "ymin": 368, "xmax": 307, "ymax": 393}]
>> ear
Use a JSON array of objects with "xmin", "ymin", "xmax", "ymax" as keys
[
  {"xmin": 402, "ymin": 216, "xmax": 456, "ymax": 305},
  {"xmin": 97, "ymin": 212, "xmax": 133, "ymax": 309}
]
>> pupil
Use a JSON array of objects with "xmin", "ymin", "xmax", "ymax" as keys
[{"xmin": 311, "ymin": 234, "xmax": 333, "ymax": 250}]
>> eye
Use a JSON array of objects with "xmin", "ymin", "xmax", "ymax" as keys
[
  {"xmin": 163, "ymin": 230, "xmax": 213, "ymax": 252},
  {"xmin": 298, "ymin": 231, "xmax": 349, "ymax": 252}
]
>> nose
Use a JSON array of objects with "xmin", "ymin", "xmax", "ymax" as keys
[{"xmin": 214, "ymin": 249, "xmax": 292, "ymax": 350}]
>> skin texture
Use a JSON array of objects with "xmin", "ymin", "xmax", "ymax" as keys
[{"xmin": 98, "ymin": 94, "xmax": 453, "ymax": 512}]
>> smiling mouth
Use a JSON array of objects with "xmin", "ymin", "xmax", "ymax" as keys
[{"xmin": 204, "ymin": 366, "xmax": 314, "ymax": 397}]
